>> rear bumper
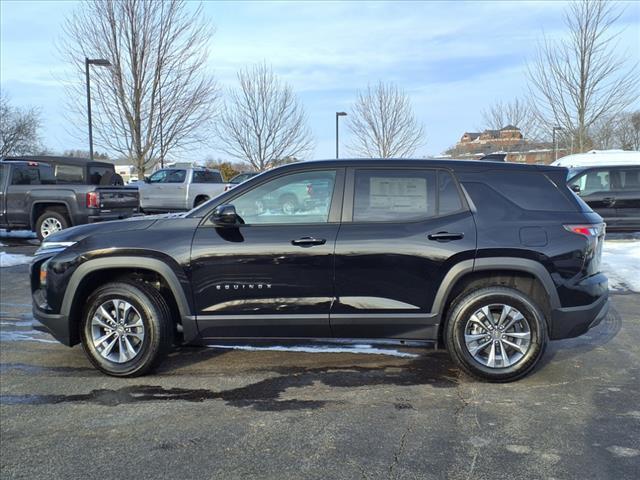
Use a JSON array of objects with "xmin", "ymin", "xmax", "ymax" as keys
[{"xmin": 549, "ymin": 292, "xmax": 610, "ymax": 340}]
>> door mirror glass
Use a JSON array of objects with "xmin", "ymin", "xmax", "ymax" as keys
[{"xmin": 211, "ymin": 204, "xmax": 243, "ymax": 227}]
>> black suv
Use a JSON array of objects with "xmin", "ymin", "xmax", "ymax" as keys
[
  {"xmin": 31, "ymin": 159, "xmax": 609, "ymax": 382},
  {"xmin": 567, "ymin": 164, "xmax": 640, "ymax": 231}
]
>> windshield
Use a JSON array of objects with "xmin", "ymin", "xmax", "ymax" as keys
[{"xmin": 567, "ymin": 167, "xmax": 587, "ymax": 180}]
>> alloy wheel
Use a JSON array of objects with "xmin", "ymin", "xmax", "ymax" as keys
[
  {"xmin": 91, "ymin": 299, "xmax": 145, "ymax": 363},
  {"xmin": 40, "ymin": 217, "xmax": 62, "ymax": 238},
  {"xmin": 463, "ymin": 303, "xmax": 531, "ymax": 368}
]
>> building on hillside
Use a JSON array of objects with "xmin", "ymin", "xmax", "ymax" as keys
[{"xmin": 457, "ymin": 125, "xmax": 524, "ymax": 154}]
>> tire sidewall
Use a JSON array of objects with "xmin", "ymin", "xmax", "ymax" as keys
[
  {"xmin": 447, "ymin": 288, "xmax": 548, "ymax": 381},
  {"xmin": 81, "ymin": 283, "xmax": 163, "ymax": 377}
]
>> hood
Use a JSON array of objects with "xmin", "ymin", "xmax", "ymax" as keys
[{"xmin": 42, "ymin": 214, "xmax": 184, "ymax": 244}]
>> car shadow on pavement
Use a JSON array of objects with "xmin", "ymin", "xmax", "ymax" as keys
[{"xmin": 538, "ymin": 301, "xmax": 623, "ymax": 369}]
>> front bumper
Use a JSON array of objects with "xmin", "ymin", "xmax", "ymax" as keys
[
  {"xmin": 32, "ymin": 288, "xmax": 73, "ymax": 346},
  {"xmin": 549, "ymin": 292, "xmax": 610, "ymax": 340}
]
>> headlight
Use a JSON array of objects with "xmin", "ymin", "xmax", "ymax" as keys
[{"xmin": 35, "ymin": 241, "xmax": 77, "ymax": 256}]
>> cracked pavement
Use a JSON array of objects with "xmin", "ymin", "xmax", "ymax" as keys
[{"xmin": 1, "ymin": 240, "xmax": 639, "ymax": 479}]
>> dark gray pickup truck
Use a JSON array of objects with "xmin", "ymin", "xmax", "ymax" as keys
[{"xmin": 0, "ymin": 156, "xmax": 139, "ymax": 240}]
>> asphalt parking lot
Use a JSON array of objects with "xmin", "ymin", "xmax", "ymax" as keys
[{"xmin": 1, "ymin": 238, "xmax": 639, "ymax": 480}]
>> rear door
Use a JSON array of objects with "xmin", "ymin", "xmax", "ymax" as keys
[
  {"xmin": 331, "ymin": 167, "xmax": 476, "ymax": 340},
  {"xmin": 612, "ymin": 166, "xmax": 640, "ymax": 230}
]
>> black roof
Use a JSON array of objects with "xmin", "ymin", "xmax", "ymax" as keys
[
  {"xmin": 271, "ymin": 158, "xmax": 562, "ymax": 173},
  {"xmin": 1, "ymin": 155, "xmax": 113, "ymax": 167}
]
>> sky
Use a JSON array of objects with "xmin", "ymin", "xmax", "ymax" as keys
[{"xmin": 1, "ymin": 0, "xmax": 639, "ymax": 162}]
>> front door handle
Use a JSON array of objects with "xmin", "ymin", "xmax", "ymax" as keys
[
  {"xmin": 428, "ymin": 232, "xmax": 464, "ymax": 242},
  {"xmin": 291, "ymin": 237, "xmax": 326, "ymax": 247}
]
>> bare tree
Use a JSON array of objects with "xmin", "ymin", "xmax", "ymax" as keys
[
  {"xmin": 60, "ymin": 0, "xmax": 218, "ymax": 176},
  {"xmin": 481, "ymin": 97, "xmax": 543, "ymax": 141},
  {"xmin": 528, "ymin": 0, "xmax": 639, "ymax": 153},
  {"xmin": 216, "ymin": 63, "xmax": 313, "ymax": 172},
  {"xmin": 348, "ymin": 82, "xmax": 424, "ymax": 158},
  {"xmin": 0, "ymin": 92, "xmax": 43, "ymax": 156},
  {"xmin": 616, "ymin": 111, "xmax": 640, "ymax": 150},
  {"xmin": 590, "ymin": 113, "xmax": 619, "ymax": 149}
]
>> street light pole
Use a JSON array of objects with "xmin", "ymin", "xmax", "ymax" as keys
[
  {"xmin": 552, "ymin": 126, "xmax": 563, "ymax": 162},
  {"xmin": 85, "ymin": 57, "xmax": 112, "ymax": 161},
  {"xmin": 335, "ymin": 111, "xmax": 347, "ymax": 159}
]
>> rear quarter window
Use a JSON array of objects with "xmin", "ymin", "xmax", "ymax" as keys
[{"xmin": 474, "ymin": 171, "xmax": 576, "ymax": 212}]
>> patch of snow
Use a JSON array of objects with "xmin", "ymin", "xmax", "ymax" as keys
[
  {"xmin": 0, "ymin": 229, "xmax": 37, "ymax": 239},
  {"xmin": 602, "ymin": 239, "xmax": 640, "ymax": 293},
  {"xmin": 0, "ymin": 252, "xmax": 33, "ymax": 267},
  {"xmin": 207, "ymin": 343, "xmax": 418, "ymax": 358}
]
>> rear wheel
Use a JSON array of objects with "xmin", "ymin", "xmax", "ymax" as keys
[
  {"xmin": 445, "ymin": 286, "xmax": 548, "ymax": 382},
  {"xmin": 194, "ymin": 195, "xmax": 209, "ymax": 208},
  {"xmin": 35, "ymin": 209, "xmax": 69, "ymax": 241},
  {"xmin": 80, "ymin": 281, "xmax": 173, "ymax": 377}
]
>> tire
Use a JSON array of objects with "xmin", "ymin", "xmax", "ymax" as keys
[
  {"xmin": 35, "ymin": 208, "xmax": 69, "ymax": 241},
  {"xmin": 445, "ymin": 286, "xmax": 548, "ymax": 382},
  {"xmin": 194, "ymin": 196, "xmax": 209, "ymax": 208},
  {"xmin": 279, "ymin": 194, "xmax": 298, "ymax": 215},
  {"xmin": 80, "ymin": 280, "xmax": 173, "ymax": 377}
]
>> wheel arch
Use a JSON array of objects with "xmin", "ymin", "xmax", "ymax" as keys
[
  {"xmin": 433, "ymin": 258, "xmax": 559, "ymax": 347},
  {"xmin": 61, "ymin": 257, "xmax": 195, "ymax": 346},
  {"xmin": 31, "ymin": 201, "xmax": 72, "ymax": 229}
]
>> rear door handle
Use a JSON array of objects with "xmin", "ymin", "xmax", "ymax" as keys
[
  {"xmin": 602, "ymin": 197, "xmax": 616, "ymax": 206},
  {"xmin": 428, "ymin": 232, "xmax": 464, "ymax": 242},
  {"xmin": 291, "ymin": 237, "xmax": 326, "ymax": 247}
]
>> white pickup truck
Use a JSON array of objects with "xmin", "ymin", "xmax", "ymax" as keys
[{"xmin": 138, "ymin": 167, "xmax": 227, "ymax": 212}]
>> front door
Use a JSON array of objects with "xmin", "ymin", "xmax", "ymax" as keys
[
  {"xmin": 331, "ymin": 168, "xmax": 476, "ymax": 339},
  {"xmin": 190, "ymin": 168, "xmax": 344, "ymax": 340},
  {"xmin": 570, "ymin": 168, "xmax": 617, "ymax": 226}
]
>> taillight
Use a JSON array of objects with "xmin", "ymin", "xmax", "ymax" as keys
[
  {"xmin": 86, "ymin": 191, "xmax": 100, "ymax": 208},
  {"xmin": 563, "ymin": 224, "xmax": 604, "ymax": 237}
]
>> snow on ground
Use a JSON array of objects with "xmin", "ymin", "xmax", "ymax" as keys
[
  {"xmin": 207, "ymin": 344, "xmax": 418, "ymax": 358},
  {"xmin": 0, "ymin": 229, "xmax": 37, "ymax": 239},
  {"xmin": 0, "ymin": 252, "xmax": 33, "ymax": 268},
  {"xmin": 602, "ymin": 239, "xmax": 640, "ymax": 293}
]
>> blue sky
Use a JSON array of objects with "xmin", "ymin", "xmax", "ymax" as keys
[{"xmin": 1, "ymin": 0, "xmax": 639, "ymax": 161}]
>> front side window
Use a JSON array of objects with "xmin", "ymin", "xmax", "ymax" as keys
[
  {"xmin": 231, "ymin": 170, "xmax": 336, "ymax": 224},
  {"xmin": 571, "ymin": 169, "xmax": 611, "ymax": 196},
  {"xmin": 353, "ymin": 169, "xmax": 437, "ymax": 222},
  {"xmin": 148, "ymin": 170, "xmax": 168, "ymax": 183}
]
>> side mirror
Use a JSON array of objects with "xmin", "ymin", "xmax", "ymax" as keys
[
  {"xmin": 144, "ymin": 176, "xmax": 151, "ymax": 183},
  {"xmin": 570, "ymin": 184, "xmax": 581, "ymax": 193},
  {"xmin": 211, "ymin": 204, "xmax": 243, "ymax": 227}
]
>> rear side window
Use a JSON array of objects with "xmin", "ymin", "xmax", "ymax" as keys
[
  {"xmin": 0, "ymin": 164, "xmax": 5, "ymax": 186},
  {"xmin": 54, "ymin": 164, "xmax": 84, "ymax": 184},
  {"xmin": 353, "ymin": 169, "xmax": 438, "ymax": 222},
  {"xmin": 193, "ymin": 170, "xmax": 223, "ymax": 183},
  {"xmin": 620, "ymin": 168, "xmax": 640, "ymax": 190},
  {"xmin": 439, "ymin": 171, "xmax": 463, "ymax": 215},
  {"xmin": 479, "ymin": 171, "xmax": 575, "ymax": 212}
]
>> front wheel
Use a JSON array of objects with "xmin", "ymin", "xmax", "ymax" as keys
[
  {"xmin": 445, "ymin": 286, "xmax": 548, "ymax": 382},
  {"xmin": 80, "ymin": 281, "xmax": 173, "ymax": 377}
]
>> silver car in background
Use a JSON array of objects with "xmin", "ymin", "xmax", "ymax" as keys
[{"xmin": 138, "ymin": 167, "xmax": 226, "ymax": 212}]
